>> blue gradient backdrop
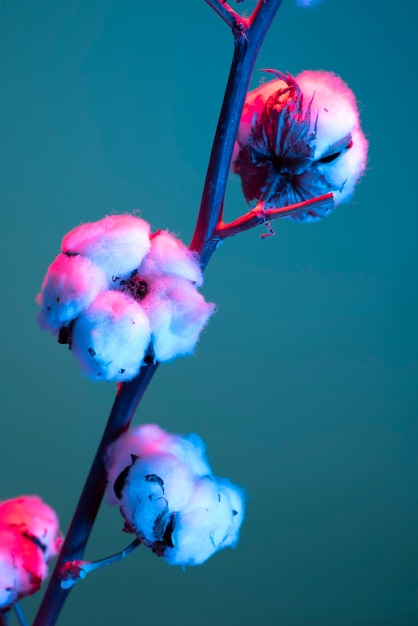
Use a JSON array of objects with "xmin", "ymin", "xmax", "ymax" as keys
[{"xmin": 0, "ymin": 1, "xmax": 417, "ymax": 625}]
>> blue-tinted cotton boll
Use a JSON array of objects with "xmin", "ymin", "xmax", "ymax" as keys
[
  {"xmin": 142, "ymin": 276, "xmax": 215, "ymax": 362},
  {"xmin": 106, "ymin": 425, "xmax": 245, "ymax": 566},
  {"xmin": 71, "ymin": 290, "xmax": 151, "ymax": 381},
  {"xmin": 140, "ymin": 230, "xmax": 203, "ymax": 286},
  {"xmin": 163, "ymin": 475, "xmax": 243, "ymax": 566},
  {"xmin": 36, "ymin": 253, "xmax": 108, "ymax": 334},
  {"xmin": 62, "ymin": 214, "xmax": 151, "ymax": 280},
  {"xmin": 233, "ymin": 70, "xmax": 368, "ymax": 221}
]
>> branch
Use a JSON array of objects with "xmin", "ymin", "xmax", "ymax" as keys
[
  {"xmin": 215, "ymin": 193, "xmax": 335, "ymax": 239},
  {"xmin": 190, "ymin": 0, "xmax": 284, "ymax": 268},
  {"xmin": 204, "ymin": 0, "xmax": 244, "ymax": 30},
  {"xmin": 33, "ymin": 363, "xmax": 158, "ymax": 626},
  {"xmin": 34, "ymin": 2, "xmax": 285, "ymax": 623},
  {"xmin": 59, "ymin": 538, "xmax": 141, "ymax": 590}
]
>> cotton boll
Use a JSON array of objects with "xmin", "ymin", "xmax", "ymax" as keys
[
  {"xmin": 0, "ymin": 496, "xmax": 63, "ymax": 563},
  {"xmin": 140, "ymin": 230, "xmax": 203, "ymax": 286},
  {"xmin": 107, "ymin": 424, "xmax": 245, "ymax": 565},
  {"xmin": 36, "ymin": 253, "xmax": 108, "ymax": 334},
  {"xmin": 71, "ymin": 290, "xmax": 151, "ymax": 382},
  {"xmin": 0, "ymin": 527, "xmax": 47, "ymax": 608},
  {"xmin": 62, "ymin": 214, "xmax": 151, "ymax": 280},
  {"xmin": 233, "ymin": 70, "xmax": 368, "ymax": 221},
  {"xmin": 163, "ymin": 476, "xmax": 236, "ymax": 566},
  {"xmin": 142, "ymin": 275, "xmax": 215, "ymax": 362}
]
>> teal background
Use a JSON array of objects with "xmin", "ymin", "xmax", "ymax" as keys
[{"xmin": 0, "ymin": 1, "xmax": 417, "ymax": 625}]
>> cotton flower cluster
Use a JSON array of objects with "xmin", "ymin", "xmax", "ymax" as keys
[
  {"xmin": 0, "ymin": 495, "xmax": 62, "ymax": 609},
  {"xmin": 106, "ymin": 424, "xmax": 245, "ymax": 566},
  {"xmin": 233, "ymin": 70, "xmax": 368, "ymax": 222},
  {"xmin": 36, "ymin": 215, "xmax": 215, "ymax": 382}
]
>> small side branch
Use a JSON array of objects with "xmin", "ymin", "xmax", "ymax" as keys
[
  {"xmin": 204, "ymin": 0, "xmax": 245, "ymax": 30},
  {"xmin": 60, "ymin": 538, "xmax": 141, "ymax": 590},
  {"xmin": 215, "ymin": 193, "xmax": 334, "ymax": 239}
]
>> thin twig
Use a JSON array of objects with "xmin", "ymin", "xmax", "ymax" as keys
[
  {"xmin": 215, "ymin": 193, "xmax": 334, "ymax": 239},
  {"xmin": 13, "ymin": 604, "xmax": 28, "ymax": 626},
  {"xmin": 204, "ymin": 0, "xmax": 244, "ymax": 29},
  {"xmin": 60, "ymin": 538, "xmax": 141, "ymax": 589}
]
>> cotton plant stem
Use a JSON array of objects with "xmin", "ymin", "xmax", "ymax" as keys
[
  {"xmin": 190, "ymin": 0, "xmax": 284, "ymax": 268},
  {"xmin": 33, "ymin": 1, "xmax": 284, "ymax": 624},
  {"xmin": 214, "ymin": 193, "xmax": 334, "ymax": 239},
  {"xmin": 32, "ymin": 363, "xmax": 158, "ymax": 626}
]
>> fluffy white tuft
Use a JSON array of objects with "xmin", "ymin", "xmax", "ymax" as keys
[
  {"xmin": 106, "ymin": 425, "xmax": 245, "ymax": 566},
  {"xmin": 36, "ymin": 253, "xmax": 108, "ymax": 334},
  {"xmin": 142, "ymin": 276, "xmax": 215, "ymax": 362},
  {"xmin": 62, "ymin": 214, "xmax": 151, "ymax": 279},
  {"xmin": 71, "ymin": 290, "xmax": 152, "ymax": 382},
  {"xmin": 295, "ymin": 70, "xmax": 368, "ymax": 205},
  {"xmin": 140, "ymin": 230, "xmax": 203, "ymax": 286}
]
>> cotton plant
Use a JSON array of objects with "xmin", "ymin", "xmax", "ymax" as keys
[{"xmin": 1, "ymin": 1, "xmax": 369, "ymax": 625}]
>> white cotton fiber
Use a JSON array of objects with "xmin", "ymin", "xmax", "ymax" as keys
[
  {"xmin": 163, "ymin": 475, "xmax": 236, "ymax": 566},
  {"xmin": 62, "ymin": 214, "xmax": 151, "ymax": 280},
  {"xmin": 142, "ymin": 275, "xmax": 215, "ymax": 362},
  {"xmin": 140, "ymin": 230, "xmax": 203, "ymax": 286},
  {"xmin": 106, "ymin": 425, "xmax": 211, "ymax": 504},
  {"xmin": 0, "ymin": 495, "xmax": 62, "ymax": 563},
  {"xmin": 106, "ymin": 424, "xmax": 245, "ymax": 566},
  {"xmin": 0, "ymin": 494, "xmax": 62, "ymax": 608},
  {"xmin": 295, "ymin": 70, "xmax": 368, "ymax": 204},
  {"xmin": 120, "ymin": 454, "xmax": 195, "ymax": 544},
  {"xmin": 36, "ymin": 253, "xmax": 108, "ymax": 334},
  {"xmin": 0, "ymin": 527, "xmax": 47, "ymax": 608},
  {"xmin": 71, "ymin": 290, "xmax": 151, "ymax": 382}
]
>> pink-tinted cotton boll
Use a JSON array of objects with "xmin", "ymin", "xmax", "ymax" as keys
[
  {"xmin": 106, "ymin": 424, "xmax": 245, "ymax": 566},
  {"xmin": 140, "ymin": 230, "xmax": 203, "ymax": 286},
  {"xmin": 36, "ymin": 253, "xmax": 108, "ymax": 334},
  {"xmin": 0, "ymin": 495, "xmax": 63, "ymax": 563},
  {"xmin": 71, "ymin": 290, "xmax": 151, "ymax": 382},
  {"xmin": 163, "ymin": 475, "xmax": 242, "ymax": 566},
  {"xmin": 232, "ymin": 70, "xmax": 368, "ymax": 222},
  {"xmin": 0, "ymin": 527, "xmax": 47, "ymax": 608},
  {"xmin": 62, "ymin": 214, "xmax": 151, "ymax": 280},
  {"xmin": 142, "ymin": 275, "xmax": 215, "ymax": 362}
]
